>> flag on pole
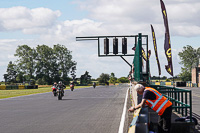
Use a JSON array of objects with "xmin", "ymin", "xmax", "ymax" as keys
[
  {"xmin": 160, "ymin": 0, "xmax": 173, "ymax": 76},
  {"xmin": 132, "ymin": 47, "xmax": 150, "ymax": 61},
  {"xmin": 151, "ymin": 24, "xmax": 161, "ymax": 75}
]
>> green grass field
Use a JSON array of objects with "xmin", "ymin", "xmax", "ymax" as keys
[{"xmin": 0, "ymin": 86, "xmax": 89, "ymax": 99}]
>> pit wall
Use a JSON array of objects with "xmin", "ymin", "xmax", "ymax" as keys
[{"xmin": 128, "ymin": 84, "xmax": 149, "ymax": 133}]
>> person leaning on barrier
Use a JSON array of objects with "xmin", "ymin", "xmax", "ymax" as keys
[{"xmin": 128, "ymin": 84, "xmax": 172, "ymax": 133}]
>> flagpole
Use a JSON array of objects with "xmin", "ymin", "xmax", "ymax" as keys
[{"xmin": 159, "ymin": 75, "xmax": 160, "ymax": 83}]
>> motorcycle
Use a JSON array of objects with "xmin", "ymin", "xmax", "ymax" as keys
[
  {"xmin": 93, "ymin": 83, "xmax": 96, "ymax": 89},
  {"xmin": 57, "ymin": 87, "xmax": 63, "ymax": 100},
  {"xmin": 70, "ymin": 84, "xmax": 74, "ymax": 91},
  {"xmin": 52, "ymin": 86, "xmax": 57, "ymax": 96}
]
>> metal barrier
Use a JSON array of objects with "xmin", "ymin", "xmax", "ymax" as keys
[
  {"xmin": 149, "ymin": 85, "xmax": 192, "ymax": 122},
  {"xmin": 128, "ymin": 107, "xmax": 149, "ymax": 133}
]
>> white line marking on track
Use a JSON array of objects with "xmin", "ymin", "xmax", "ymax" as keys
[{"xmin": 118, "ymin": 88, "xmax": 129, "ymax": 133}]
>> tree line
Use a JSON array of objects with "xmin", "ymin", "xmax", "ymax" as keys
[
  {"xmin": 77, "ymin": 71, "xmax": 129, "ymax": 85},
  {"xmin": 4, "ymin": 44, "xmax": 76, "ymax": 85}
]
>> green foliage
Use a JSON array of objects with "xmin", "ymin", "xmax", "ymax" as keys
[
  {"xmin": 14, "ymin": 45, "xmax": 36, "ymax": 80},
  {"xmin": 151, "ymin": 76, "xmax": 167, "ymax": 80},
  {"xmin": 117, "ymin": 77, "xmax": 129, "ymax": 83},
  {"xmin": 80, "ymin": 71, "xmax": 92, "ymax": 85},
  {"xmin": 4, "ymin": 61, "xmax": 17, "ymax": 84},
  {"xmin": 36, "ymin": 78, "xmax": 48, "ymax": 85},
  {"xmin": 179, "ymin": 67, "xmax": 191, "ymax": 81},
  {"xmin": 5, "ymin": 44, "xmax": 76, "ymax": 85},
  {"xmin": 109, "ymin": 72, "xmax": 117, "ymax": 85},
  {"xmin": 97, "ymin": 73, "xmax": 110, "ymax": 84},
  {"xmin": 165, "ymin": 79, "xmax": 171, "ymax": 82},
  {"xmin": 178, "ymin": 45, "xmax": 200, "ymax": 81},
  {"xmin": 178, "ymin": 45, "xmax": 200, "ymax": 70}
]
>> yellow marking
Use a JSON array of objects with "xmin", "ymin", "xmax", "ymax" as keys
[
  {"xmin": 163, "ymin": 10, "xmax": 166, "ymax": 17},
  {"xmin": 128, "ymin": 126, "xmax": 136, "ymax": 133},
  {"xmin": 0, "ymin": 85, "xmax": 6, "ymax": 90},
  {"xmin": 166, "ymin": 48, "xmax": 171, "ymax": 58},
  {"xmin": 165, "ymin": 82, "xmax": 172, "ymax": 86},
  {"xmin": 18, "ymin": 85, "xmax": 25, "ymax": 89},
  {"xmin": 155, "ymin": 82, "xmax": 160, "ymax": 85},
  {"xmin": 167, "ymin": 67, "xmax": 171, "ymax": 73}
]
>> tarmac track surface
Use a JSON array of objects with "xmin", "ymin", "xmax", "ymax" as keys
[{"xmin": 0, "ymin": 84, "xmax": 128, "ymax": 133}]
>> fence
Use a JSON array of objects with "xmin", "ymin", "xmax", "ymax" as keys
[
  {"xmin": 0, "ymin": 85, "xmax": 38, "ymax": 90},
  {"xmin": 149, "ymin": 85, "xmax": 192, "ymax": 122}
]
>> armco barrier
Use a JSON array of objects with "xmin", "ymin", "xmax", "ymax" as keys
[
  {"xmin": 6, "ymin": 85, "xmax": 18, "ymax": 90},
  {"xmin": 128, "ymin": 108, "xmax": 141, "ymax": 133},
  {"xmin": 176, "ymin": 82, "xmax": 186, "ymax": 87},
  {"xmin": 18, "ymin": 85, "xmax": 25, "ymax": 89},
  {"xmin": 25, "ymin": 85, "xmax": 38, "ymax": 89},
  {"xmin": 155, "ymin": 82, "xmax": 160, "ymax": 85},
  {"xmin": 129, "ymin": 84, "xmax": 149, "ymax": 133},
  {"xmin": 0, "ymin": 85, "xmax": 38, "ymax": 90},
  {"xmin": 165, "ymin": 82, "xmax": 172, "ymax": 86},
  {"xmin": 0, "ymin": 85, "xmax": 6, "ymax": 90}
]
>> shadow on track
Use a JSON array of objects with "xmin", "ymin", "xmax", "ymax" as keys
[{"xmin": 61, "ymin": 99, "xmax": 78, "ymax": 101}]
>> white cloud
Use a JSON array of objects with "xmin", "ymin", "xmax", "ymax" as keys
[
  {"xmin": 0, "ymin": 6, "xmax": 61, "ymax": 31},
  {"xmin": 77, "ymin": 0, "xmax": 200, "ymax": 37}
]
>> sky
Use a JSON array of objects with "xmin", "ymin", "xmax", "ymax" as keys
[{"xmin": 0, "ymin": 0, "xmax": 200, "ymax": 81}]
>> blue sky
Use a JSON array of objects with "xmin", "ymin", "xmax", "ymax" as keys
[{"xmin": 0, "ymin": 0, "xmax": 200, "ymax": 81}]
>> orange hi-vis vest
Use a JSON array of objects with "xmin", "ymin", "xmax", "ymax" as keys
[{"xmin": 145, "ymin": 87, "xmax": 172, "ymax": 116}]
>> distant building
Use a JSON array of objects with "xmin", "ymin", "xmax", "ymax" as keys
[{"xmin": 191, "ymin": 59, "xmax": 200, "ymax": 87}]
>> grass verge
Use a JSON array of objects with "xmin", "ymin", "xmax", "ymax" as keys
[{"xmin": 0, "ymin": 86, "xmax": 90, "ymax": 99}]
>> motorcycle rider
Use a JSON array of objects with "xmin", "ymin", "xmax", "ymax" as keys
[
  {"xmin": 53, "ymin": 82, "xmax": 57, "ymax": 88},
  {"xmin": 70, "ymin": 81, "xmax": 74, "ymax": 86},
  {"xmin": 70, "ymin": 81, "xmax": 74, "ymax": 91},
  {"xmin": 57, "ymin": 81, "xmax": 66, "ymax": 96},
  {"xmin": 93, "ymin": 82, "xmax": 96, "ymax": 88},
  {"xmin": 52, "ymin": 82, "xmax": 57, "ymax": 96}
]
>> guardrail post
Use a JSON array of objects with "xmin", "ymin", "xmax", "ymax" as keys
[
  {"xmin": 178, "ymin": 92, "xmax": 180, "ymax": 114},
  {"xmin": 181, "ymin": 92, "xmax": 184, "ymax": 116},
  {"xmin": 189, "ymin": 91, "xmax": 192, "ymax": 122},
  {"xmin": 185, "ymin": 92, "xmax": 187, "ymax": 116},
  {"xmin": 175, "ymin": 91, "xmax": 177, "ymax": 112}
]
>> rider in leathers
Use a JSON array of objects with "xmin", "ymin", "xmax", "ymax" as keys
[{"xmin": 57, "ymin": 81, "xmax": 66, "ymax": 96}]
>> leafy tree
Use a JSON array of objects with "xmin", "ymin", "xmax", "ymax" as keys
[
  {"xmin": 178, "ymin": 45, "xmax": 200, "ymax": 81},
  {"xmin": 53, "ymin": 44, "xmax": 77, "ymax": 84},
  {"xmin": 5, "ymin": 61, "xmax": 17, "ymax": 83},
  {"xmin": 161, "ymin": 76, "xmax": 167, "ymax": 80},
  {"xmin": 15, "ymin": 45, "xmax": 36, "ymax": 80},
  {"xmin": 35, "ymin": 45, "xmax": 54, "ymax": 84},
  {"xmin": 179, "ymin": 67, "xmax": 191, "ymax": 81},
  {"xmin": 178, "ymin": 45, "xmax": 200, "ymax": 70},
  {"xmin": 36, "ymin": 77, "xmax": 48, "ymax": 85},
  {"xmin": 71, "ymin": 66, "xmax": 77, "ymax": 81},
  {"xmin": 117, "ymin": 77, "xmax": 129, "ymax": 83},
  {"xmin": 80, "ymin": 71, "xmax": 92, "ymax": 85},
  {"xmin": 109, "ymin": 72, "xmax": 117, "ymax": 85},
  {"xmin": 11, "ymin": 44, "xmax": 76, "ymax": 85},
  {"xmin": 3, "ymin": 74, "xmax": 8, "ymax": 85},
  {"xmin": 97, "ymin": 73, "xmax": 110, "ymax": 84},
  {"xmin": 15, "ymin": 72, "xmax": 24, "ymax": 83}
]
